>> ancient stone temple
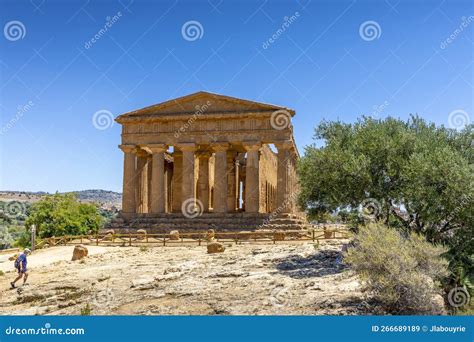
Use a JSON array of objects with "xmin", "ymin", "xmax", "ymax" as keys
[{"xmin": 108, "ymin": 91, "xmax": 307, "ymax": 232}]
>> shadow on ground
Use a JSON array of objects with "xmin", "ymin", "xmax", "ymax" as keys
[{"xmin": 275, "ymin": 249, "xmax": 346, "ymax": 278}]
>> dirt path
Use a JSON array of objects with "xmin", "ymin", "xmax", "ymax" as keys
[
  {"xmin": 0, "ymin": 246, "xmax": 110, "ymax": 273},
  {"xmin": 0, "ymin": 241, "xmax": 369, "ymax": 315}
]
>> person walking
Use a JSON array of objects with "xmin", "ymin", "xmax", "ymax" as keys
[{"xmin": 10, "ymin": 248, "xmax": 31, "ymax": 288}]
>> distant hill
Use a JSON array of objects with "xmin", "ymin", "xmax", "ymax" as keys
[{"xmin": 0, "ymin": 190, "xmax": 122, "ymax": 210}]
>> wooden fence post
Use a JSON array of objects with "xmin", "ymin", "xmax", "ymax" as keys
[
  {"xmin": 96, "ymin": 235, "xmax": 99, "ymax": 246},
  {"xmin": 129, "ymin": 233, "xmax": 132, "ymax": 246}
]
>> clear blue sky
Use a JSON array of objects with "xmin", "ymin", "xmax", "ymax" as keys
[{"xmin": 0, "ymin": 0, "xmax": 472, "ymax": 193}]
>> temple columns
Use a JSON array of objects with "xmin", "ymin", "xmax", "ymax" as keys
[
  {"xmin": 171, "ymin": 150, "xmax": 183, "ymax": 212},
  {"xmin": 227, "ymin": 151, "xmax": 237, "ymax": 212},
  {"xmin": 212, "ymin": 143, "xmax": 229, "ymax": 213},
  {"xmin": 275, "ymin": 141, "xmax": 293, "ymax": 214},
  {"xmin": 119, "ymin": 145, "xmax": 137, "ymax": 214},
  {"xmin": 145, "ymin": 144, "xmax": 167, "ymax": 213},
  {"xmin": 179, "ymin": 143, "xmax": 196, "ymax": 205},
  {"xmin": 243, "ymin": 142, "xmax": 261, "ymax": 213},
  {"xmin": 197, "ymin": 152, "xmax": 211, "ymax": 212},
  {"xmin": 136, "ymin": 150, "xmax": 149, "ymax": 213}
]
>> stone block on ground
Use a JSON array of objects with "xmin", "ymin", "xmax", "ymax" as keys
[
  {"xmin": 206, "ymin": 229, "xmax": 215, "ymax": 241},
  {"xmin": 72, "ymin": 245, "xmax": 88, "ymax": 261},
  {"xmin": 169, "ymin": 230, "xmax": 180, "ymax": 240},
  {"xmin": 136, "ymin": 229, "xmax": 147, "ymax": 240},
  {"xmin": 207, "ymin": 242, "xmax": 225, "ymax": 254}
]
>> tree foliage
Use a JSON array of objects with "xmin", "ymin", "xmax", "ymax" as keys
[
  {"xmin": 25, "ymin": 193, "xmax": 103, "ymax": 238},
  {"xmin": 298, "ymin": 116, "xmax": 473, "ymax": 288}
]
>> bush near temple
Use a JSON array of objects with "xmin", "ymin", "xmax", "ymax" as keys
[{"xmin": 345, "ymin": 223, "xmax": 449, "ymax": 314}]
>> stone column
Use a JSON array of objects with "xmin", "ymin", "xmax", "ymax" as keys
[
  {"xmin": 275, "ymin": 141, "xmax": 293, "ymax": 214},
  {"xmin": 235, "ymin": 159, "xmax": 240, "ymax": 210},
  {"xmin": 136, "ymin": 150, "xmax": 149, "ymax": 213},
  {"xmin": 166, "ymin": 162, "xmax": 172, "ymax": 213},
  {"xmin": 119, "ymin": 145, "xmax": 137, "ymax": 215},
  {"xmin": 172, "ymin": 150, "xmax": 183, "ymax": 212},
  {"xmin": 212, "ymin": 143, "xmax": 229, "ymax": 213},
  {"xmin": 243, "ymin": 142, "xmax": 261, "ymax": 213},
  {"xmin": 147, "ymin": 155, "xmax": 153, "ymax": 211},
  {"xmin": 145, "ymin": 144, "xmax": 167, "ymax": 214},
  {"xmin": 226, "ymin": 151, "xmax": 237, "ymax": 212},
  {"xmin": 179, "ymin": 143, "xmax": 196, "ymax": 205},
  {"xmin": 197, "ymin": 151, "xmax": 211, "ymax": 212}
]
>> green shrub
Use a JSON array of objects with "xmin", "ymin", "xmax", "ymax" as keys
[
  {"xmin": 25, "ymin": 193, "xmax": 103, "ymax": 238},
  {"xmin": 80, "ymin": 303, "xmax": 91, "ymax": 316},
  {"xmin": 345, "ymin": 222, "xmax": 449, "ymax": 314}
]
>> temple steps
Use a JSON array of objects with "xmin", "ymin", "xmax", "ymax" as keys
[{"xmin": 103, "ymin": 213, "xmax": 309, "ymax": 233}]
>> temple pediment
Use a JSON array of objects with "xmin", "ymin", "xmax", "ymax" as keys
[{"xmin": 116, "ymin": 91, "xmax": 294, "ymax": 121}]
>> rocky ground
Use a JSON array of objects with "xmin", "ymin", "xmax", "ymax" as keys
[{"xmin": 0, "ymin": 241, "xmax": 371, "ymax": 315}]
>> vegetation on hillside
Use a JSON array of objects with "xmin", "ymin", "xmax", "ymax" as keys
[
  {"xmin": 25, "ymin": 193, "xmax": 103, "ymax": 238},
  {"xmin": 0, "ymin": 194, "xmax": 113, "ymax": 249}
]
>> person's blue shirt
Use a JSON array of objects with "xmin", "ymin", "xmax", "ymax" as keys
[{"xmin": 17, "ymin": 253, "xmax": 27, "ymax": 269}]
